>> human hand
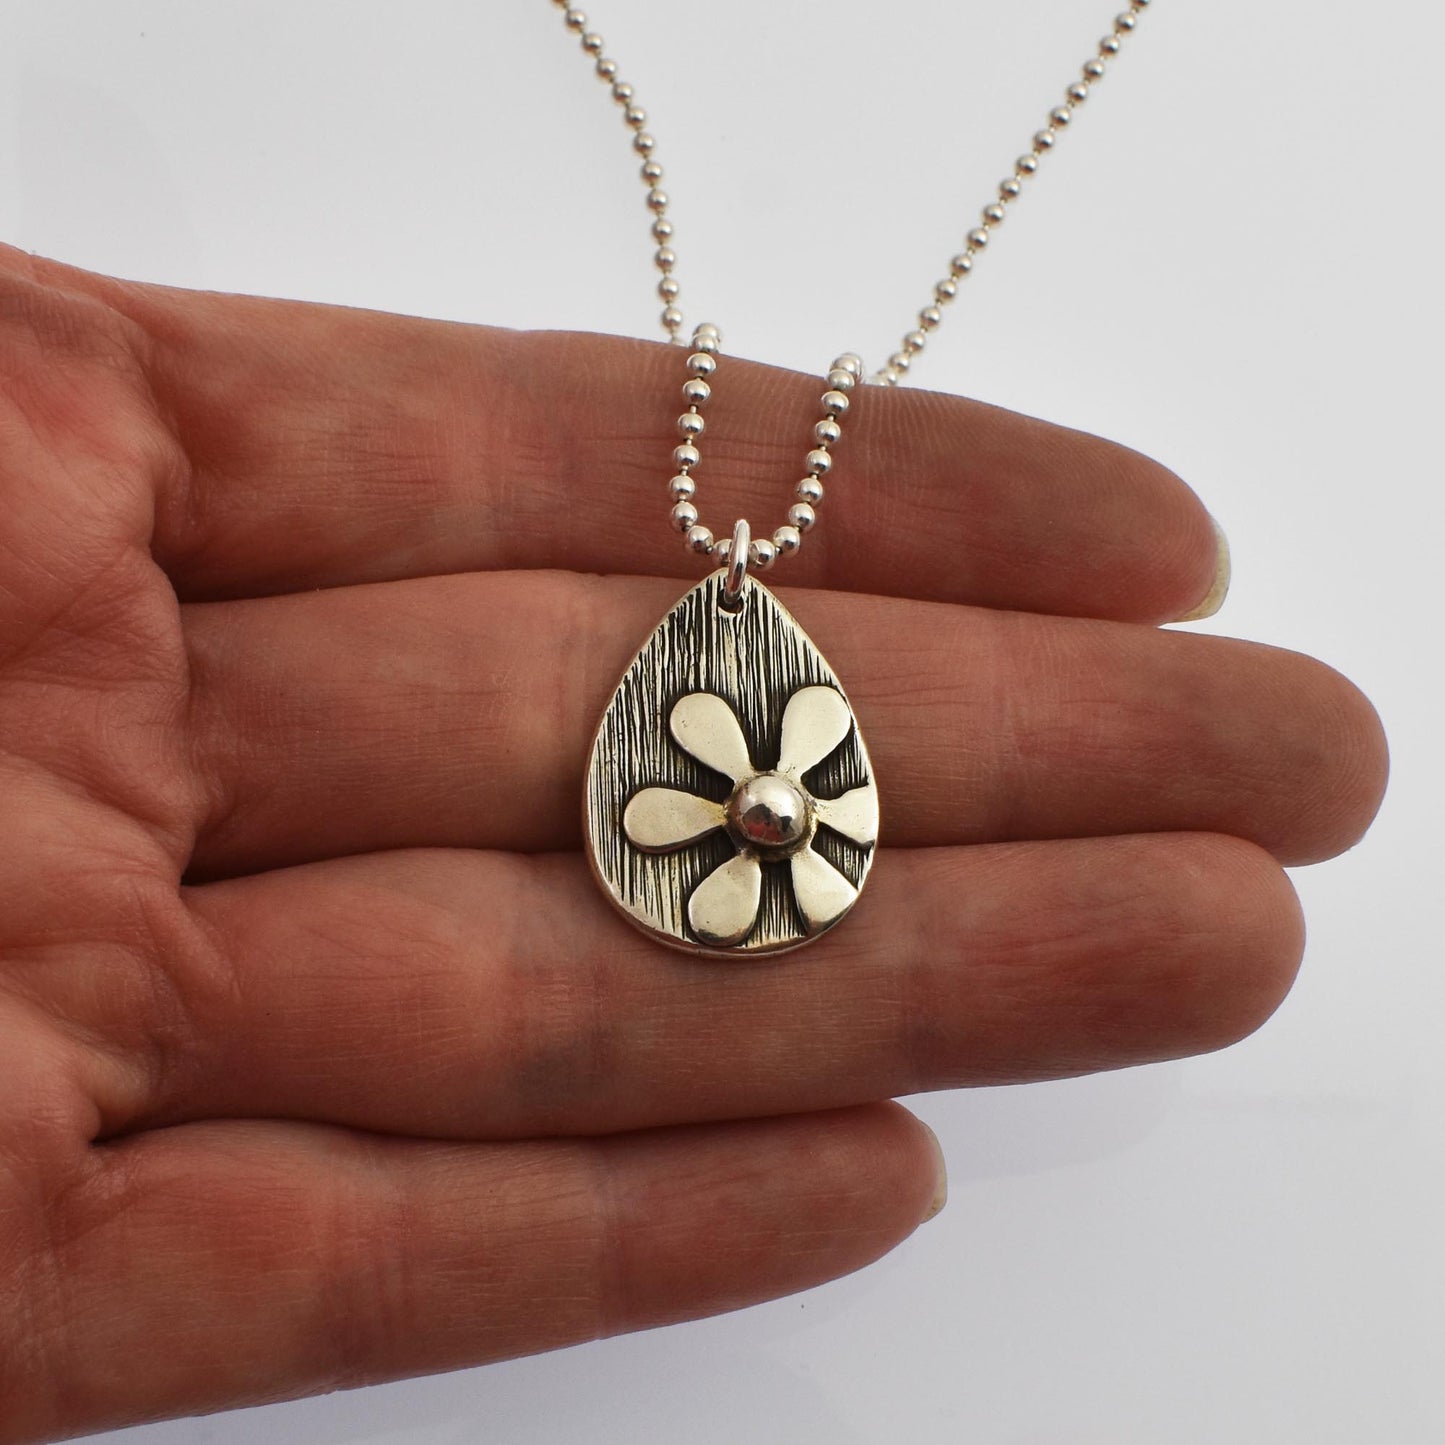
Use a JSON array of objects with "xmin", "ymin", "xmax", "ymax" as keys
[{"xmin": 0, "ymin": 248, "xmax": 1385, "ymax": 1441}]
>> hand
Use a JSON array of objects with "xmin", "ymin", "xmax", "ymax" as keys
[{"xmin": 0, "ymin": 247, "xmax": 1385, "ymax": 1442}]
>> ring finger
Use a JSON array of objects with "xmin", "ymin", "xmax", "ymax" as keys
[{"xmin": 116, "ymin": 832, "xmax": 1302, "ymax": 1140}]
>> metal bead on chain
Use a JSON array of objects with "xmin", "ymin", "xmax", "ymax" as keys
[
  {"xmin": 554, "ymin": 0, "xmax": 1156, "ymax": 565},
  {"xmin": 667, "ymin": 327, "xmax": 863, "ymax": 569},
  {"xmin": 550, "ymin": 1, "xmax": 686, "ymax": 344},
  {"xmin": 870, "ymin": 0, "xmax": 1154, "ymax": 386}
]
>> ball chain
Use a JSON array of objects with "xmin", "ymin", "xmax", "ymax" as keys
[{"xmin": 550, "ymin": 0, "xmax": 1154, "ymax": 569}]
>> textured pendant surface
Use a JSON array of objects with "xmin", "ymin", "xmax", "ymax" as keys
[{"xmin": 584, "ymin": 571, "xmax": 879, "ymax": 957}]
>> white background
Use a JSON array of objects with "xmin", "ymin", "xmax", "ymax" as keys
[{"xmin": 1, "ymin": 1, "xmax": 1440, "ymax": 1441}]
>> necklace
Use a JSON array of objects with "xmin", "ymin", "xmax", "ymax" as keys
[{"xmin": 563, "ymin": 0, "xmax": 1154, "ymax": 956}]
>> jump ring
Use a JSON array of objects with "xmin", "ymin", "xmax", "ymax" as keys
[{"xmin": 722, "ymin": 517, "xmax": 751, "ymax": 610}]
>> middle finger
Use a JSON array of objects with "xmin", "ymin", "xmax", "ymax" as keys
[{"xmin": 183, "ymin": 570, "xmax": 1383, "ymax": 877}]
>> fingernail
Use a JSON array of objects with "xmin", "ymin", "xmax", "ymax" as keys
[
  {"xmin": 1174, "ymin": 516, "xmax": 1231, "ymax": 622},
  {"xmin": 921, "ymin": 1122, "xmax": 948, "ymax": 1222}
]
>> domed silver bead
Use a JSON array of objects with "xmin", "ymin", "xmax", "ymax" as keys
[
  {"xmin": 748, "ymin": 537, "xmax": 778, "ymax": 571},
  {"xmin": 772, "ymin": 524, "xmax": 802, "ymax": 556}
]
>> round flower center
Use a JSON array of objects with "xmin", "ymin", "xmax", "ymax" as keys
[{"xmin": 727, "ymin": 773, "xmax": 812, "ymax": 855}]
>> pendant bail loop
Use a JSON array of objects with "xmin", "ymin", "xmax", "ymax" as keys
[{"xmin": 721, "ymin": 518, "xmax": 751, "ymax": 611}]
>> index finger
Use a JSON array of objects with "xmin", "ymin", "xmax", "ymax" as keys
[{"xmin": 11, "ymin": 247, "xmax": 1220, "ymax": 619}]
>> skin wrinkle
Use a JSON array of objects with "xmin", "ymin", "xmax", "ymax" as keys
[
  {"xmin": 0, "ymin": 777, "xmax": 195, "ymax": 1140},
  {"xmin": 0, "ymin": 614, "xmax": 197, "ymax": 869},
  {"xmin": 175, "ymin": 610, "xmax": 248, "ymax": 858},
  {"xmin": 0, "ymin": 281, "xmax": 202, "ymax": 892},
  {"xmin": 4, "ymin": 1071, "xmax": 148, "ymax": 1442},
  {"xmin": 159, "ymin": 884, "xmax": 249, "ymax": 1114},
  {"xmin": 316, "ymin": 1142, "xmax": 394, "ymax": 1393},
  {"xmin": 575, "ymin": 1133, "xmax": 632, "ymax": 1347},
  {"xmin": 500, "ymin": 854, "xmax": 612, "ymax": 1133},
  {"xmin": 98, "ymin": 889, "xmax": 202, "ymax": 1129},
  {"xmin": 0, "ymin": 957, "xmax": 156, "ymax": 1130},
  {"xmin": 1, "ymin": 1174, "xmax": 69, "ymax": 1441},
  {"xmin": 0, "ymin": 472, "xmax": 134, "ymax": 673}
]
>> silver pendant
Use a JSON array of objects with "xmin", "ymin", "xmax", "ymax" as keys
[{"xmin": 584, "ymin": 570, "xmax": 879, "ymax": 957}]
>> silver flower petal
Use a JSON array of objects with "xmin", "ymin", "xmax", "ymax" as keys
[
  {"xmin": 687, "ymin": 852, "xmax": 763, "ymax": 947},
  {"xmin": 670, "ymin": 692, "xmax": 755, "ymax": 783},
  {"xmin": 790, "ymin": 845, "xmax": 858, "ymax": 935},
  {"xmin": 623, "ymin": 788, "xmax": 726, "ymax": 852},
  {"xmin": 777, "ymin": 684, "xmax": 853, "ymax": 778},
  {"xmin": 812, "ymin": 784, "xmax": 879, "ymax": 847}
]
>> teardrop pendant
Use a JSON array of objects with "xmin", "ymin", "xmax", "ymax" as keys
[{"xmin": 584, "ymin": 570, "xmax": 879, "ymax": 956}]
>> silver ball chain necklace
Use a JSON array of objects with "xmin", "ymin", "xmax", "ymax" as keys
[{"xmin": 567, "ymin": 0, "xmax": 1154, "ymax": 956}]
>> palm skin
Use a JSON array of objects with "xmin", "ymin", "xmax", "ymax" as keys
[{"xmin": 0, "ymin": 247, "xmax": 1385, "ymax": 1442}]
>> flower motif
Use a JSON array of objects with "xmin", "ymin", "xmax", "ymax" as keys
[{"xmin": 623, "ymin": 685, "xmax": 878, "ymax": 947}]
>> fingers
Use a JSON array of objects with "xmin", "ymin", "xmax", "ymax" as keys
[
  {"xmin": 182, "ymin": 571, "xmax": 1388, "ymax": 877},
  {"xmin": 125, "ymin": 834, "xmax": 1302, "ymax": 1141},
  {"xmin": 27, "ymin": 1107, "xmax": 936, "ymax": 1439},
  {"xmin": 13, "ymin": 249, "xmax": 1218, "ymax": 620}
]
